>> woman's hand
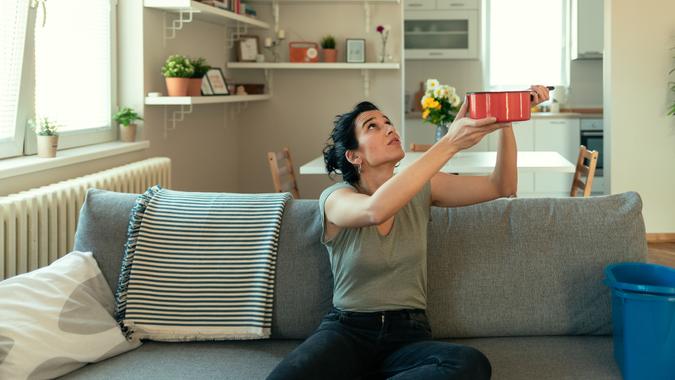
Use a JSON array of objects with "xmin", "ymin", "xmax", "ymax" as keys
[
  {"xmin": 530, "ymin": 85, "xmax": 550, "ymax": 106},
  {"xmin": 442, "ymin": 98, "xmax": 506, "ymax": 152}
]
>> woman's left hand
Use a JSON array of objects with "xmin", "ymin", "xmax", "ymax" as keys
[{"xmin": 530, "ymin": 85, "xmax": 550, "ymax": 106}]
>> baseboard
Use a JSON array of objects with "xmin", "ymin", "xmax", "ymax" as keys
[{"xmin": 646, "ymin": 233, "xmax": 675, "ymax": 243}]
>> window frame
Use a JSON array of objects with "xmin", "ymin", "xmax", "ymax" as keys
[
  {"xmin": 1, "ymin": 0, "xmax": 118, "ymax": 159},
  {"xmin": 0, "ymin": 0, "xmax": 30, "ymax": 160},
  {"xmin": 482, "ymin": 0, "xmax": 571, "ymax": 90}
]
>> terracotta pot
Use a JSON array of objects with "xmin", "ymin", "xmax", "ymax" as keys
[
  {"xmin": 165, "ymin": 77, "xmax": 190, "ymax": 96},
  {"xmin": 119, "ymin": 123, "xmax": 137, "ymax": 143},
  {"xmin": 37, "ymin": 135, "xmax": 58, "ymax": 158},
  {"xmin": 188, "ymin": 78, "xmax": 203, "ymax": 96},
  {"xmin": 323, "ymin": 49, "xmax": 337, "ymax": 63}
]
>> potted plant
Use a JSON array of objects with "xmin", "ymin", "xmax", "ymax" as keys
[
  {"xmin": 189, "ymin": 57, "xmax": 211, "ymax": 96},
  {"xmin": 31, "ymin": 117, "xmax": 59, "ymax": 158},
  {"xmin": 161, "ymin": 54, "xmax": 194, "ymax": 96},
  {"xmin": 113, "ymin": 106, "xmax": 143, "ymax": 142},
  {"xmin": 320, "ymin": 35, "xmax": 337, "ymax": 63}
]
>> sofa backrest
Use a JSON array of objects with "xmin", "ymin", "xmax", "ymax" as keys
[{"xmin": 74, "ymin": 189, "xmax": 647, "ymax": 340}]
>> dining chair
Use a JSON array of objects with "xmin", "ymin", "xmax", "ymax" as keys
[
  {"xmin": 570, "ymin": 145, "xmax": 599, "ymax": 197},
  {"xmin": 267, "ymin": 147, "xmax": 300, "ymax": 198},
  {"xmin": 409, "ymin": 143, "xmax": 432, "ymax": 152}
]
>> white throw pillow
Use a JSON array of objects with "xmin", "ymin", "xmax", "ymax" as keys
[{"xmin": 0, "ymin": 251, "xmax": 141, "ymax": 379}]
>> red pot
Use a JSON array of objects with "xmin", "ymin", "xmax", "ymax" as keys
[
  {"xmin": 467, "ymin": 86, "xmax": 553, "ymax": 123},
  {"xmin": 467, "ymin": 90, "xmax": 531, "ymax": 122}
]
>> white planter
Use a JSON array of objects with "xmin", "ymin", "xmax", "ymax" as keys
[
  {"xmin": 37, "ymin": 135, "xmax": 58, "ymax": 158},
  {"xmin": 119, "ymin": 123, "xmax": 137, "ymax": 143}
]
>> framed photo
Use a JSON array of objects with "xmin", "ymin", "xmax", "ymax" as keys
[
  {"xmin": 205, "ymin": 68, "xmax": 229, "ymax": 95},
  {"xmin": 346, "ymin": 39, "xmax": 366, "ymax": 63},
  {"xmin": 200, "ymin": 75, "xmax": 214, "ymax": 95},
  {"xmin": 236, "ymin": 35, "xmax": 260, "ymax": 62}
]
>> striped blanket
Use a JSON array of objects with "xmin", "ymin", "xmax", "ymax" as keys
[{"xmin": 114, "ymin": 186, "xmax": 291, "ymax": 341}]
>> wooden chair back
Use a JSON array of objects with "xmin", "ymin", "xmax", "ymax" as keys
[
  {"xmin": 409, "ymin": 143, "xmax": 432, "ymax": 152},
  {"xmin": 570, "ymin": 145, "xmax": 599, "ymax": 197},
  {"xmin": 267, "ymin": 147, "xmax": 300, "ymax": 198}
]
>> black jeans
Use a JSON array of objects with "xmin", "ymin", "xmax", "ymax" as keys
[{"xmin": 267, "ymin": 307, "xmax": 491, "ymax": 380}]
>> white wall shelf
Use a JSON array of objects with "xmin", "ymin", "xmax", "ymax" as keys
[
  {"xmin": 247, "ymin": 0, "xmax": 399, "ymax": 35},
  {"xmin": 145, "ymin": 95, "xmax": 271, "ymax": 137},
  {"xmin": 246, "ymin": 0, "xmax": 399, "ymax": 3},
  {"xmin": 144, "ymin": 0, "xmax": 270, "ymax": 41},
  {"xmin": 227, "ymin": 62, "xmax": 400, "ymax": 97},
  {"xmin": 226, "ymin": 62, "xmax": 400, "ymax": 69},
  {"xmin": 145, "ymin": 94, "xmax": 272, "ymax": 105}
]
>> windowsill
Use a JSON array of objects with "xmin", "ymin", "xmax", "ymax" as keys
[{"xmin": 0, "ymin": 141, "xmax": 150, "ymax": 180}]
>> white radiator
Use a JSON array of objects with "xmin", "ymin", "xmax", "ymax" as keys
[{"xmin": 0, "ymin": 157, "xmax": 171, "ymax": 280}]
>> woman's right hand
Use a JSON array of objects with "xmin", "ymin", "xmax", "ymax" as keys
[{"xmin": 442, "ymin": 98, "xmax": 506, "ymax": 152}]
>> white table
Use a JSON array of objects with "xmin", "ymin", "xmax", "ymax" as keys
[{"xmin": 299, "ymin": 151, "xmax": 575, "ymax": 175}]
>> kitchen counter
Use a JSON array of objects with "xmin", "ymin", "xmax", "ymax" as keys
[{"xmin": 405, "ymin": 110, "xmax": 603, "ymax": 120}]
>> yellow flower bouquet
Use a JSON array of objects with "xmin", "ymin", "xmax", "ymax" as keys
[{"xmin": 421, "ymin": 79, "xmax": 461, "ymax": 128}]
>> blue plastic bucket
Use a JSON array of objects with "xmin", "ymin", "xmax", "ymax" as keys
[
  {"xmin": 605, "ymin": 262, "xmax": 675, "ymax": 295},
  {"xmin": 604, "ymin": 263, "xmax": 675, "ymax": 380}
]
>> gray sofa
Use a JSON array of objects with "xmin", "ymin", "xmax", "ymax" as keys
[{"xmin": 62, "ymin": 188, "xmax": 647, "ymax": 379}]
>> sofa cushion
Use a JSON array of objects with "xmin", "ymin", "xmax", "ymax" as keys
[
  {"xmin": 74, "ymin": 189, "xmax": 647, "ymax": 340},
  {"xmin": 426, "ymin": 193, "xmax": 647, "ymax": 338},
  {"xmin": 60, "ymin": 336, "xmax": 619, "ymax": 380},
  {"xmin": 0, "ymin": 251, "xmax": 140, "ymax": 379}
]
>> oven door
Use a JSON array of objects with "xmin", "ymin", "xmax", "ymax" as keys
[{"xmin": 580, "ymin": 130, "xmax": 603, "ymax": 172}]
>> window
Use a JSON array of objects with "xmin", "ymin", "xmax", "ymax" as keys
[
  {"xmin": 485, "ymin": 0, "xmax": 568, "ymax": 89},
  {"xmin": 0, "ymin": 0, "xmax": 116, "ymax": 159},
  {"xmin": 0, "ymin": 0, "xmax": 29, "ymax": 159}
]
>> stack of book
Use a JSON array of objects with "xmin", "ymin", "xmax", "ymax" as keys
[{"xmin": 198, "ymin": 0, "xmax": 257, "ymax": 17}]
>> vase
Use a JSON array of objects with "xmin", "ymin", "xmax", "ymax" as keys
[
  {"xmin": 435, "ymin": 124, "xmax": 449, "ymax": 143},
  {"xmin": 165, "ymin": 77, "xmax": 190, "ymax": 97},
  {"xmin": 377, "ymin": 40, "xmax": 392, "ymax": 63},
  {"xmin": 187, "ymin": 78, "xmax": 203, "ymax": 96},
  {"xmin": 37, "ymin": 135, "xmax": 58, "ymax": 158},
  {"xmin": 119, "ymin": 123, "xmax": 137, "ymax": 143},
  {"xmin": 323, "ymin": 49, "xmax": 337, "ymax": 62}
]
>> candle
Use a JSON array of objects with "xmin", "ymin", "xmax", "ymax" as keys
[
  {"xmin": 277, "ymin": 29, "xmax": 285, "ymax": 39},
  {"xmin": 264, "ymin": 37, "xmax": 273, "ymax": 47}
]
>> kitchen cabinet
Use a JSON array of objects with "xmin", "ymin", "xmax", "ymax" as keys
[
  {"xmin": 404, "ymin": 0, "xmax": 479, "ymax": 60},
  {"xmin": 570, "ymin": 0, "xmax": 603, "ymax": 59},
  {"xmin": 404, "ymin": 0, "xmax": 478, "ymax": 11},
  {"xmin": 488, "ymin": 118, "xmax": 579, "ymax": 195},
  {"xmin": 488, "ymin": 120, "xmax": 535, "ymax": 193},
  {"xmin": 533, "ymin": 119, "xmax": 580, "ymax": 194}
]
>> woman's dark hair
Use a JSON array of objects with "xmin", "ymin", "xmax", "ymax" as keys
[{"xmin": 323, "ymin": 101, "xmax": 379, "ymax": 185}]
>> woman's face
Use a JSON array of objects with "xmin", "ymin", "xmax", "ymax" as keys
[{"xmin": 352, "ymin": 110, "xmax": 404, "ymax": 169}]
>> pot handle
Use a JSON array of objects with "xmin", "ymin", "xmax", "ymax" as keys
[{"xmin": 529, "ymin": 86, "xmax": 555, "ymax": 101}]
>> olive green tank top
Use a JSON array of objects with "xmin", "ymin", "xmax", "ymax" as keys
[{"xmin": 319, "ymin": 181, "xmax": 432, "ymax": 312}]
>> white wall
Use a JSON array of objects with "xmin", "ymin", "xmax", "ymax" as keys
[
  {"xmin": 604, "ymin": 0, "xmax": 675, "ymax": 233},
  {"xmin": 235, "ymin": 2, "xmax": 404, "ymax": 198}
]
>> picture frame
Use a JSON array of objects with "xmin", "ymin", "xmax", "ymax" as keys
[
  {"xmin": 236, "ymin": 35, "xmax": 260, "ymax": 62},
  {"xmin": 346, "ymin": 38, "xmax": 366, "ymax": 63},
  {"xmin": 205, "ymin": 68, "xmax": 229, "ymax": 95},
  {"xmin": 200, "ymin": 74, "xmax": 214, "ymax": 95}
]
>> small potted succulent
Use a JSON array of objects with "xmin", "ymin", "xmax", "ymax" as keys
[
  {"xmin": 161, "ymin": 54, "xmax": 194, "ymax": 96},
  {"xmin": 112, "ymin": 106, "xmax": 143, "ymax": 142},
  {"xmin": 31, "ymin": 117, "xmax": 59, "ymax": 158},
  {"xmin": 189, "ymin": 57, "xmax": 211, "ymax": 96},
  {"xmin": 320, "ymin": 35, "xmax": 337, "ymax": 63}
]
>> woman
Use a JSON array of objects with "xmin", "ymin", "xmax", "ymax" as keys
[{"xmin": 268, "ymin": 86, "xmax": 550, "ymax": 380}]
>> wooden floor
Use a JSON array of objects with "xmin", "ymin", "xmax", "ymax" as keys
[{"xmin": 647, "ymin": 242, "xmax": 675, "ymax": 268}]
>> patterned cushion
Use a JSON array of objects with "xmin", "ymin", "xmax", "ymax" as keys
[{"xmin": 0, "ymin": 251, "xmax": 140, "ymax": 379}]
